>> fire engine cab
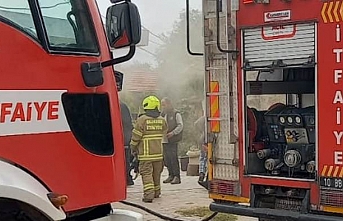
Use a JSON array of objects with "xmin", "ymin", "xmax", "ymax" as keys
[{"xmin": 0, "ymin": 0, "xmax": 143, "ymax": 220}]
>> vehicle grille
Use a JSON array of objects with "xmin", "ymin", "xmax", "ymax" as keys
[
  {"xmin": 320, "ymin": 189, "xmax": 343, "ymax": 207},
  {"xmin": 275, "ymin": 198, "xmax": 302, "ymax": 211}
]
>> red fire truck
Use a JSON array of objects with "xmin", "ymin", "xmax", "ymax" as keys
[
  {"xmin": 0, "ymin": 0, "xmax": 143, "ymax": 220},
  {"xmin": 200, "ymin": 0, "xmax": 343, "ymax": 220}
]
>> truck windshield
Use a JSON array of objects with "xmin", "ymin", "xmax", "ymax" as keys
[
  {"xmin": 0, "ymin": 1, "xmax": 99, "ymax": 54},
  {"xmin": 0, "ymin": 1, "xmax": 37, "ymax": 39},
  {"xmin": 38, "ymin": 0, "xmax": 99, "ymax": 53}
]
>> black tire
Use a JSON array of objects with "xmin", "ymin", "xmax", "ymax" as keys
[
  {"xmin": 259, "ymin": 218, "xmax": 275, "ymax": 221},
  {"xmin": 0, "ymin": 199, "xmax": 50, "ymax": 221}
]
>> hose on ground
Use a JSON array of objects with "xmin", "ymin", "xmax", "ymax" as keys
[
  {"xmin": 120, "ymin": 200, "xmax": 218, "ymax": 221},
  {"xmin": 200, "ymin": 211, "xmax": 218, "ymax": 221}
]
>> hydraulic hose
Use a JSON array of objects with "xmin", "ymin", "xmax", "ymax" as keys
[{"xmin": 119, "ymin": 200, "xmax": 218, "ymax": 221}]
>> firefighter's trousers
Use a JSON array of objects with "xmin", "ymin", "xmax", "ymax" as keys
[{"xmin": 139, "ymin": 160, "xmax": 164, "ymax": 200}]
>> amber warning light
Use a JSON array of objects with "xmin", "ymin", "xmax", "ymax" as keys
[
  {"xmin": 47, "ymin": 192, "xmax": 68, "ymax": 208},
  {"xmin": 243, "ymin": 0, "xmax": 270, "ymax": 4}
]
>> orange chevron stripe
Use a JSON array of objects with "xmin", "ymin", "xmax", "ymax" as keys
[
  {"xmin": 321, "ymin": 165, "xmax": 328, "ymax": 176},
  {"xmin": 211, "ymin": 97, "xmax": 219, "ymax": 116},
  {"xmin": 214, "ymin": 84, "xmax": 219, "ymax": 92},
  {"xmin": 209, "ymin": 81, "xmax": 220, "ymax": 132},
  {"xmin": 211, "ymin": 121, "xmax": 220, "ymax": 132},
  {"xmin": 327, "ymin": 166, "xmax": 334, "ymax": 177},
  {"xmin": 334, "ymin": 1, "xmax": 340, "ymax": 22},
  {"xmin": 320, "ymin": 165, "xmax": 343, "ymax": 177},
  {"xmin": 210, "ymin": 95, "xmax": 218, "ymax": 105},
  {"xmin": 210, "ymin": 81, "xmax": 219, "ymax": 93},
  {"xmin": 321, "ymin": 0, "xmax": 343, "ymax": 24},
  {"xmin": 328, "ymin": 1, "xmax": 334, "ymax": 22},
  {"xmin": 322, "ymin": 2, "xmax": 328, "ymax": 23},
  {"xmin": 333, "ymin": 166, "xmax": 340, "ymax": 177},
  {"xmin": 213, "ymin": 109, "xmax": 220, "ymax": 118}
]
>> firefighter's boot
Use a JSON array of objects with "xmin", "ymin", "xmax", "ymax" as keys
[
  {"xmin": 171, "ymin": 176, "xmax": 181, "ymax": 184},
  {"xmin": 142, "ymin": 198, "xmax": 153, "ymax": 203},
  {"xmin": 139, "ymin": 162, "xmax": 155, "ymax": 202},
  {"xmin": 152, "ymin": 161, "xmax": 163, "ymax": 198},
  {"xmin": 198, "ymin": 172, "xmax": 205, "ymax": 182},
  {"xmin": 163, "ymin": 176, "xmax": 173, "ymax": 183}
]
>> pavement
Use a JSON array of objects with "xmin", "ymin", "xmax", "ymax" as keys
[{"xmin": 112, "ymin": 167, "xmax": 257, "ymax": 221}]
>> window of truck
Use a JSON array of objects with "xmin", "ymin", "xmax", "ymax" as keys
[
  {"xmin": 37, "ymin": 0, "xmax": 99, "ymax": 54},
  {"xmin": 0, "ymin": 1, "xmax": 38, "ymax": 40}
]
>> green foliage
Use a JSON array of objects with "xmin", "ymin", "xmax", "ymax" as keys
[{"xmin": 177, "ymin": 103, "xmax": 202, "ymax": 156}]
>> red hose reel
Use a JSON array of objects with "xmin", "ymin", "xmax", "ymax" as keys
[{"xmin": 247, "ymin": 103, "xmax": 285, "ymax": 152}]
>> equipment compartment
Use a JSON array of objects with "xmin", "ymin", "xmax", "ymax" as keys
[{"xmin": 244, "ymin": 67, "xmax": 316, "ymax": 179}]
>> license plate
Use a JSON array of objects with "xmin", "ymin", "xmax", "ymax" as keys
[{"xmin": 320, "ymin": 177, "xmax": 343, "ymax": 189}]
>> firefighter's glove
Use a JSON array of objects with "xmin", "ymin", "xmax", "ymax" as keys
[{"xmin": 131, "ymin": 149, "xmax": 138, "ymax": 157}]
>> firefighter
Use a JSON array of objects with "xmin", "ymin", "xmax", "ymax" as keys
[
  {"xmin": 130, "ymin": 95, "xmax": 168, "ymax": 203},
  {"xmin": 120, "ymin": 101, "xmax": 134, "ymax": 186}
]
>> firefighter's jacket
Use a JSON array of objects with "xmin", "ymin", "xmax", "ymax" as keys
[{"xmin": 130, "ymin": 114, "xmax": 168, "ymax": 161}]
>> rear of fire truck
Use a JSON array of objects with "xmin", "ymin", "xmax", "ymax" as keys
[
  {"xmin": 0, "ymin": 0, "xmax": 142, "ymax": 220},
  {"xmin": 204, "ymin": 0, "xmax": 343, "ymax": 220}
]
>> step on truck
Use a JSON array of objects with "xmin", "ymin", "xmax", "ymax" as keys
[
  {"xmin": 0, "ymin": 0, "xmax": 143, "ymax": 220},
  {"xmin": 201, "ymin": 0, "xmax": 343, "ymax": 220}
]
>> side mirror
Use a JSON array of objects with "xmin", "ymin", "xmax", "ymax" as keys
[
  {"xmin": 106, "ymin": 1, "xmax": 141, "ymax": 49},
  {"xmin": 115, "ymin": 70, "xmax": 124, "ymax": 91}
]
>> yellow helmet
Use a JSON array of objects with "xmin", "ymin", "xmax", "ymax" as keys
[{"xmin": 142, "ymin": 95, "xmax": 160, "ymax": 111}]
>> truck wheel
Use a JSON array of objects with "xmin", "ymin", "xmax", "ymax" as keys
[
  {"xmin": 259, "ymin": 219, "xmax": 275, "ymax": 221},
  {"xmin": 0, "ymin": 199, "xmax": 49, "ymax": 221}
]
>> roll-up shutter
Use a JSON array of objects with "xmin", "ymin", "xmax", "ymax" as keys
[{"xmin": 243, "ymin": 22, "xmax": 315, "ymax": 68}]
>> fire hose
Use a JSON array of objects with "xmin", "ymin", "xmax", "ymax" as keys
[{"xmin": 119, "ymin": 200, "xmax": 218, "ymax": 221}]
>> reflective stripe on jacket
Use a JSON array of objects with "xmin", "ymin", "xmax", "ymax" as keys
[{"xmin": 130, "ymin": 114, "xmax": 167, "ymax": 161}]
